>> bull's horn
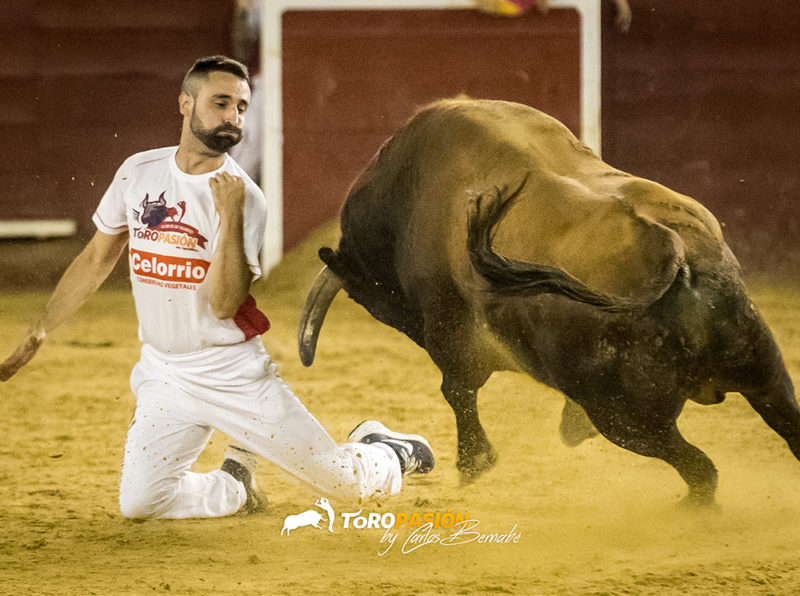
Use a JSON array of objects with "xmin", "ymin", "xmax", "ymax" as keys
[{"xmin": 298, "ymin": 265, "xmax": 344, "ymax": 366}]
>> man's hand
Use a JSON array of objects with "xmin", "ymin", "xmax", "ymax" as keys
[
  {"xmin": 0, "ymin": 230, "xmax": 127, "ymax": 382},
  {"xmin": 0, "ymin": 328, "xmax": 46, "ymax": 382},
  {"xmin": 206, "ymin": 172, "xmax": 251, "ymax": 319},
  {"xmin": 209, "ymin": 172, "xmax": 246, "ymax": 219}
]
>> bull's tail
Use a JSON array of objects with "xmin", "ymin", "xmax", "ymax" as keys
[{"xmin": 467, "ymin": 176, "xmax": 648, "ymax": 312}]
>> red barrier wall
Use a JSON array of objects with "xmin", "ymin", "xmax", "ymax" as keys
[
  {"xmin": 2, "ymin": 2, "xmax": 797, "ymax": 276},
  {"xmin": 602, "ymin": 0, "xmax": 800, "ymax": 276},
  {"xmin": 0, "ymin": 1, "xmax": 235, "ymax": 235},
  {"xmin": 282, "ymin": 8, "xmax": 581, "ymax": 250},
  {"xmin": 283, "ymin": 2, "xmax": 800, "ymax": 275}
]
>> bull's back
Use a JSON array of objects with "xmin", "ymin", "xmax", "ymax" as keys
[
  {"xmin": 413, "ymin": 99, "xmax": 735, "ymax": 298},
  {"xmin": 339, "ymin": 98, "xmax": 737, "ymax": 304}
]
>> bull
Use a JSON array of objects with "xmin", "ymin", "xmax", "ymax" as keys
[{"xmin": 298, "ymin": 98, "xmax": 799, "ymax": 506}]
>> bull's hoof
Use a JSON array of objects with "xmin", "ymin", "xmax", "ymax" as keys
[
  {"xmin": 559, "ymin": 413, "xmax": 599, "ymax": 447},
  {"xmin": 677, "ymin": 488, "xmax": 719, "ymax": 511},
  {"xmin": 457, "ymin": 449, "xmax": 498, "ymax": 484}
]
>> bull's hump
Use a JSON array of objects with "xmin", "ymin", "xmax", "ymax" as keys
[
  {"xmin": 424, "ymin": 98, "xmax": 580, "ymax": 152},
  {"xmin": 489, "ymin": 183, "xmax": 681, "ymax": 300},
  {"xmin": 619, "ymin": 178, "xmax": 726, "ymax": 246}
]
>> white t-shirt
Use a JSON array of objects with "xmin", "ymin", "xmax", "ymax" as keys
[{"xmin": 93, "ymin": 146, "xmax": 268, "ymax": 355}]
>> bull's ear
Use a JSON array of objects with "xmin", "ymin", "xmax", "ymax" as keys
[{"xmin": 141, "ymin": 194, "xmax": 149, "ymax": 206}]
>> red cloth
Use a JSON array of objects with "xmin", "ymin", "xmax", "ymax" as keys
[{"xmin": 233, "ymin": 295, "xmax": 270, "ymax": 340}]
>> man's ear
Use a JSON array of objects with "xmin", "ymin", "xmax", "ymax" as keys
[{"xmin": 179, "ymin": 91, "xmax": 193, "ymax": 117}]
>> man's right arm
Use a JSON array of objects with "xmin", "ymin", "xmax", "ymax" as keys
[{"xmin": 0, "ymin": 230, "xmax": 129, "ymax": 381}]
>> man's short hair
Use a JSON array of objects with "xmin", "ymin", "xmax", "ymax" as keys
[{"xmin": 181, "ymin": 55, "xmax": 251, "ymax": 96}]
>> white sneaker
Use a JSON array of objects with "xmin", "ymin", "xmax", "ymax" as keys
[
  {"xmin": 349, "ymin": 420, "xmax": 435, "ymax": 475},
  {"xmin": 221, "ymin": 445, "xmax": 267, "ymax": 514}
]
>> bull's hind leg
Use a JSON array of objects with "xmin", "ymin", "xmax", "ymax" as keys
[
  {"xmin": 729, "ymin": 312, "xmax": 800, "ymax": 461},
  {"xmin": 741, "ymin": 369, "xmax": 800, "ymax": 461},
  {"xmin": 441, "ymin": 380, "xmax": 498, "ymax": 482},
  {"xmin": 581, "ymin": 403, "xmax": 719, "ymax": 505}
]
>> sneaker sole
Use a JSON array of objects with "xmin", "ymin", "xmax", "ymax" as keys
[{"xmin": 348, "ymin": 420, "xmax": 433, "ymax": 452}]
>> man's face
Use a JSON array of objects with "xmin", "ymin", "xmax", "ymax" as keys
[{"xmin": 183, "ymin": 71, "xmax": 250, "ymax": 153}]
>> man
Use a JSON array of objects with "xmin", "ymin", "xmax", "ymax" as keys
[{"xmin": 0, "ymin": 56, "xmax": 434, "ymax": 519}]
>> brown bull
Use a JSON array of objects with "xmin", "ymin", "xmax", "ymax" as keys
[{"xmin": 298, "ymin": 98, "xmax": 798, "ymax": 506}]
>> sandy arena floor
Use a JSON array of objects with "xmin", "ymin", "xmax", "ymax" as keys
[{"xmin": 1, "ymin": 224, "xmax": 800, "ymax": 595}]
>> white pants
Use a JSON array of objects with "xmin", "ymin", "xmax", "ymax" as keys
[{"xmin": 119, "ymin": 339, "xmax": 402, "ymax": 519}]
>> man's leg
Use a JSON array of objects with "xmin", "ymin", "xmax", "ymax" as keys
[
  {"xmin": 207, "ymin": 363, "xmax": 419, "ymax": 503},
  {"xmin": 119, "ymin": 378, "xmax": 246, "ymax": 519}
]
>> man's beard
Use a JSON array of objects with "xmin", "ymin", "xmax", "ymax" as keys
[{"xmin": 190, "ymin": 110, "xmax": 242, "ymax": 153}]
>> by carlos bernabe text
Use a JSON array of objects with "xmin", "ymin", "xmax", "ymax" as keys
[{"xmin": 337, "ymin": 509, "xmax": 521, "ymax": 556}]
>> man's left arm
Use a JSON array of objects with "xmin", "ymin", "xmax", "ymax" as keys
[{"xmin": 207, "ymin": 172, "xmax": 252, "ymax": 319}]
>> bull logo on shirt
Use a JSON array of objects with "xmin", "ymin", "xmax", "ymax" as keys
[
  {"xmin": 132, "ymin": 191, "xmax": 207, "ymax": 250},
  {"xmin": 137, "ymin": 192, "xmax": 186, "ymax": 228}
]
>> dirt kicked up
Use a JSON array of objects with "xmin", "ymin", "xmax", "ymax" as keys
[{"xmin": 1, "ymin": 223, "xmax": 800, "ymax": 595}]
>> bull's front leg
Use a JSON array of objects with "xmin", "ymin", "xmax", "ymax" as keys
[{"xmin": 441, "ymin": 381, "xmax": 498, "ymax": 482}]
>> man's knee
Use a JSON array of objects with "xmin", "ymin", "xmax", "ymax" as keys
[{"xmin": 119, "ymin": 477, "xmax": 175, "ymax": 519}]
